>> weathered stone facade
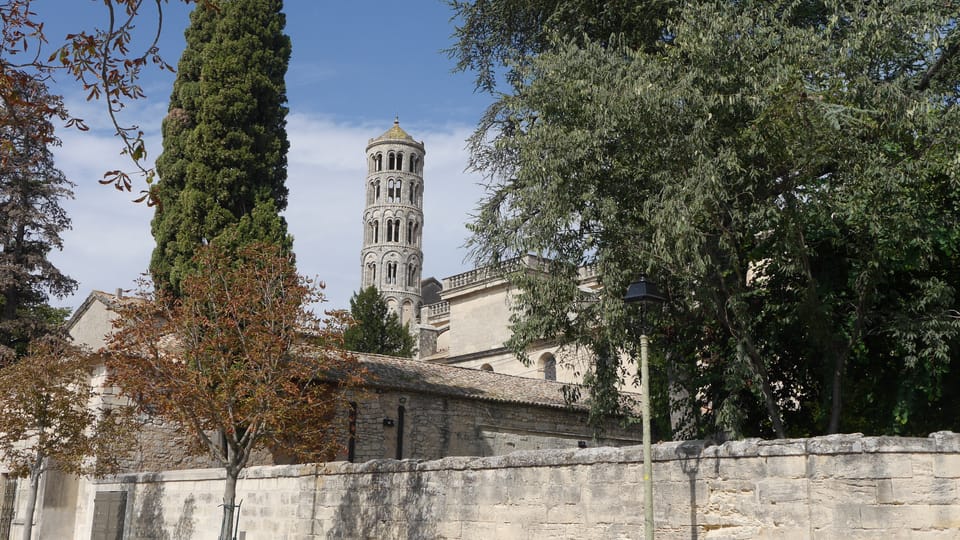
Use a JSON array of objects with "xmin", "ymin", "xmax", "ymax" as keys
[{"xmin": 76, "ymin": 432, "xmax": 960, "ymax": 539}]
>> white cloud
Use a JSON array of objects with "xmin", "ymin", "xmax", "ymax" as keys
[{"xmin": 49, "ymin": 112, "xmax": 488, "ymax": 314}]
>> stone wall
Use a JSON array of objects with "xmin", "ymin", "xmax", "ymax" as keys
[
  {"xmin": 78, "ymin": 432, "xmax": 960, "ymax": 539},
  {"xmin": 122, "ymin": 389, "xmax": 641, "ymax": 473}
]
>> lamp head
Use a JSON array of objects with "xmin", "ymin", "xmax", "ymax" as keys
[{"xmin": 624, "ymin": 277, "xmax": 666, "ymax": 304}]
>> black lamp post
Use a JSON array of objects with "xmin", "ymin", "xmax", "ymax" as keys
[{"xmin": 624, "ymin": 276, "xmax": 665, "ymax": 540}]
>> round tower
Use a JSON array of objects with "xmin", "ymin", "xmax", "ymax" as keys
[{"xmin": 361, "ymin": 119, "xmax": 425, "ymax": 326}]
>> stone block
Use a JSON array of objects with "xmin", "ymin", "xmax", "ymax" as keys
[
  {"xmin": 877, "ymin": 477, "xmax": 958, "ymax": 504},
  {"xmin": 757, "ymin": 478, "xmax": 806, "ymax": 503},
  {"xmin": 809, "ymin": 478, "xmax": 878, "ymax": 504},
  {"xmin": 934, "ymin": 454, "xmax": 960, "ymax": 478},
  {"xmin": 929, "ymin": 432, "xmax": 960, "ymax": 453},
  {"xmin": 809, "ymin": 453, "xmax": 912, "ymax": 479},
  {"xmin": 761, "ymin": 455, "xmax": 806, "ymax": 478}
]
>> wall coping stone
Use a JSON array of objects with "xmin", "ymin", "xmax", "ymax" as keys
[{"xmin": 97, "ymin": 432, "xmax": 960, "ymax": 485}]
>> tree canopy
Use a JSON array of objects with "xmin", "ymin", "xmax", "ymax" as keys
[
  {"xmin": 0, "ymin": 336, "xmax": 136, "ymax": 540},
  {"xmin": 343, "ymin": 286, "xmax": 415, "ymax": 358},
  {"xmin": 150, "ymin": 0, "xmax": 292, "ymax": 295},
  {"xmin": 108, "ymin": 242, "xmax": 362, "ymax": 540},
  {"xmin": 0, "ymin": 75, "xmax": 76, "ymax": 362},
  {"xmin": 451, "ymin": 0, "xmax": 960, "ymax": 438}
]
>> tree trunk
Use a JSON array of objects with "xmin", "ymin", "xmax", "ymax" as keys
[
  {"xmin": 219, "ymin": 469, "xmax": 239, "ymax": 540},
  {"xmin": 21, "ymin": 458, "xmax": 43, "ymax": 540}
]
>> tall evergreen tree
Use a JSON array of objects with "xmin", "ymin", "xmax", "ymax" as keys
[
  {"xmin": 343, "ymin": 286, "xmax": 415, "ymax": 358},
  {"xmin": 0, "ymin": 75, "xmax": 76, "ymax": 362},
  {"xmin": 151, "ymin": 0, "xmax": 292, "ymax": 295}
]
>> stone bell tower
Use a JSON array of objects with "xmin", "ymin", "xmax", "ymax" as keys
[{"xmin": 360, "ymin": 119, "xmax": 425, "ymax": 326}]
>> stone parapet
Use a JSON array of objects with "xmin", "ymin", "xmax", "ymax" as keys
[{"xmin": 80, "ymin": 432, "xmax": 960, "ymax": 539}]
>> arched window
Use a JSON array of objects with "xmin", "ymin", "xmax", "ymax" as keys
[
  {"xmin": 412, "ymin": 223, "xmax": 419, "ymax": 246},
  {"xmin": 386, "ymin": 220, "xmax": 393, "ymax": 242},
  {"xmin": 409, "ymin": 155, "xmax": 417, "ymax": 173},
  {"xmin": 366, "ymin": 262, "xmax": 376, "ymax": 285},
  {"xmin": 407, "ymin": 264, "xmax": 417, "ymax": 287},
  {"xmin": 407, "ymin": 220, "xmax": 413, "ymax": 244},
  {"xmin": 396, "ymin": 153, "xmax": 403, "ymax": 171},
  {"xmin": 387, "ymin": 179, "xmax": 395, "ymax": 202},
  {"xmin": 387, "ymin": 262, "xmax": 398, "ymax": 284},
  {"xmin": 397, "ymin": 179, "xmax": 402, "ymax": 202},
  {"xmin": 388, "ymin": 152, "xmax": 396, "ymax": 170},
  {"xmin": 375, "ymin": 153, "xmax": 383, "ymax": 172},
  {"xmin": 374, "ymin": 180, "xmax": 381, "ymax": 201},
  {"xmin": 540, "ymin": 353, "xmax": 557, "ymax": 381},
  {"xmin": 409, "ymin": 182, "xmax": 416, "ymax": 203},
  {"xmin": 373, "ymin": 220, "xmax": 379, "ymax": 243}
]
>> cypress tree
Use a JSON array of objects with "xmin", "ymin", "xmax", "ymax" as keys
[
  {"xmin": 151, "ymin": 0, "xmax": 292, "ymax": 295},
  {"xmin": 343, "ymin": 286, "xmax": 415, "ymax": 358}
]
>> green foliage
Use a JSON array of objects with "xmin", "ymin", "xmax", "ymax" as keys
[
  {"xmin": 453, "ymin": 0, "xmax": 960, "ymax": 437},
  {"xmin": 0, "ymin": 76, "xmax": 77, "ymax": 362},
  {"xmin": 343, "ymin": 286, "xmax": 415, "ymax": 358},
  {"xmin": 151, "ymin": 0, "xmax": 292, "ymax": 296}
]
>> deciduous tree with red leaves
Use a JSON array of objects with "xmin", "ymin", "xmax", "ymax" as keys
[{"xmin": 107, "ymin": 242, "xmax": 363, "ymax": 540}]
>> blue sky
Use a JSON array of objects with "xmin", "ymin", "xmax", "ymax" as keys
[{"xmin": 31, "ymin": 1, "xmax": 493, "ymax": 312}]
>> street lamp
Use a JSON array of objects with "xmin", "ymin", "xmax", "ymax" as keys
[{"xmin": 624, "ymin": 276, "xmax": 665, "ymax": 540}]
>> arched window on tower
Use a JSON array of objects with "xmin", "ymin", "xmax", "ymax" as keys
[
  {"xmin": 385, "ymin": 220, "xmax": 393, "ymax": 242},
  {"xmin": 409, "ymin": 155, "xmax": 417, "ymax": 173},
  {"xmin": 366, "ymin": 262, "xmax": 376, "ymax": 286},
  {"xmin": 388, "ymin": 152, "xmax": 396, "ymax": 170},
  {"xmin": 409, "ymin": 182, "xmax": 416, "ymax": 204},
  {"xmin": 396, "ymin": 153, "xmax": 403, "ymax": 171},
  {"xmin": 412, "ymin": 222, "xmax": 420, "ymax": 246},
  {"xmin": 374, "ymin": 180, "xmax": 381, "ymax": 201},
  {"xmin": 387, "ymin": 262, "xmax": 398, "ymax": 284},
  {"xmin": 407, "ymin": 264, "xmax": 417, "ymax": 288},
  {"xmin": 373, "ymin": 220, "xmax": 379, "ymax": 243},
  {"xmin": 396, "ymin": 179, "xmax": 402, "ymax": 202},
  {"xmin": 375, "ymin": 153, "xmax": 383, "ymax": 172},
  {"xmin": 394, "ymin": 219, "xmax": 402, "ymax": 242},
  {"xmin": 407, "ymin": 220, "xmax": 413, "ymax": 244}
]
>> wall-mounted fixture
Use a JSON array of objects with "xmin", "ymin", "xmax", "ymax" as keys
[{"xmin": 383, "ymin": 418, "xmax": 395, "ymax": 427}]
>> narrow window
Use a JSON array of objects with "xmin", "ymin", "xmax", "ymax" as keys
[
  {"xmin": 396, "ymin": 153, "xmax": 403, "ymax": 171},
  {"xmin": 375, "ymin": 180, "xmax": 381, "ymax": 200},
  {"xmin": 397, "ymin": 179, "xmax": 402, "ymax": 202},
  {"xmin": 375, "ymin": 153, "xmax": 383, "ymax": 172},
  {"xmin": 409, "ymin": 182, "xmax": 415, "ymax": 203},
  {"xmin": 396, "ymin": 405, "xmax": 405, "ymax": 459},
  {"xmin": 407, "ymin": 221, "xmax": 413, "ymax": 244},
  {"xmin": 387, "ymin": 262, "xmax": 397, "ymax": 284},
  {"xmin": 348, "ymin": 402, "xmax": 358, "ymax": 462},
  {"xmin": 373, "ymin": 220, "xmax": 379, "ymax": 243},
  {"xmin": 409, "ymin": 155, "xmax": 416, "ymax": 173}
]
